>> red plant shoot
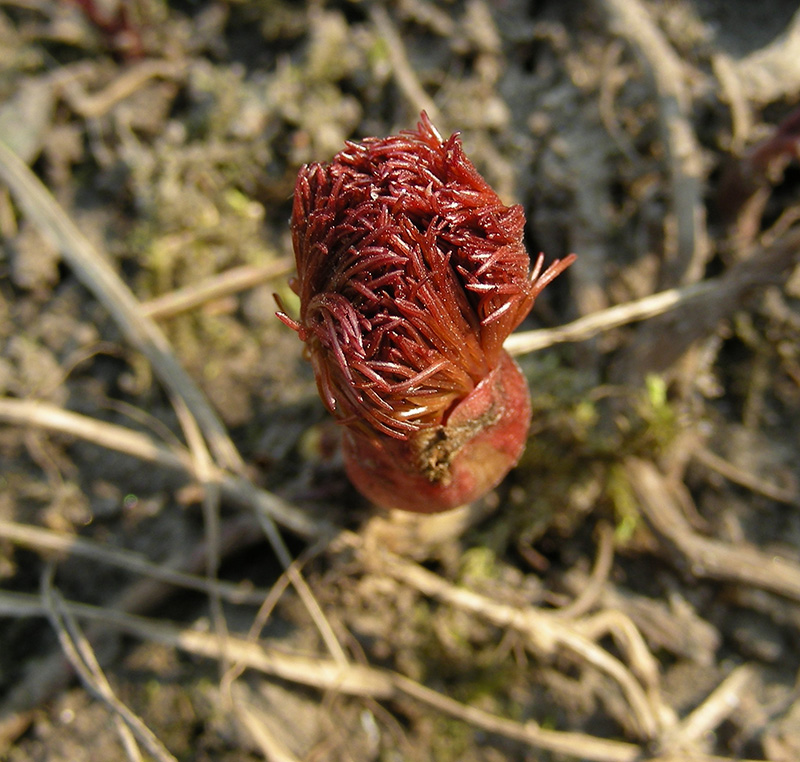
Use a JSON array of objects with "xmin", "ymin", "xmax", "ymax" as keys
[{"xmin": 279, "ymin": 113, "xmax": 575, "ymax": 513}]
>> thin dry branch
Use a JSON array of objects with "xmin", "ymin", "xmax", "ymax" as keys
[
  {"xmin": 733, "ymin": 8, "xmax": 800, "ymax": 107},
  {"xmin": 0, "ymin": 397, "xmax": 349, "ymax": 670},
  {"xmin": 0, "ymin": 517, "xmax": 270, "ymax": 605},
  {"xmin": 0, "ymin": 137, "xmax": 243, "ymax": 473},
  {"xmin": 693, "ymin": 447, "xmax": 798, "ymax": 505},
  {"xmin": 612, "ymin": 226, "xmax": 800, "ymax": 381},
  {"xmin": 659, "ymin": 665, "xmax": 756, "ymax": 754},
  {"xmin": 562, "ymin": 568, "xmax": 721, "ymax": 664},
  {"xmin": 40, "ymin": 568, "xmax": 179, "ymax": 762},
  {"xmin": 0, "ymin": 590, "xmax": 767, "ymax": 762},
  {"xmin": 627, "ymin": 458, "xmax": 800, "ymax": 603},
  {"xmin": 505, "ymin": 280, "xmax": 713, "ymax": 355},
  {"xmin": 0, "ymin": 397, "xmax": 328, "ymax": 539},
  {"xmin": 0, "ymin": 508, "xmax": 273, "ymax": 728},
  {"xmin": 0, "ymin": 397, "xmax": 349, "ymax": 695},
  {"xmin": 141, "ymin": 260, "xmax": 293, "ymax": 321},
  {"xmin": 171, "ymin": 394, "xmax": 230, "ymax": 681},
  {"xmin": 249, "ymin": 509, "xmax": 349, "ymax": 665},
  {"xmin": 575, "ymin": 609, "xmax": 663, "ymax": 699},
  {"xmin": 553, "ymin": 522, "xmax": 615, "ymax": 619},
  {"xmin": 234, "ymin": 692, "xmax": 303, "ymax": 762},
  {"xmin": 712, "ymin": 53, "xmax": 754, "ymax": 154},
  {"xmin": 598, "ymin": 0, "xmax": 709, "ymax": 286},
  {"xmin": 59, "ymin": 58, "xmax": 186, "ymax": 119},
  {"xmin": 4, "ymin": 401, "xmax": 668, "ymax": 745},
  {"xmin": 352, "ymin": 541, "xmax": 665, "ymax": 740},
  {"xmin": 369, "ymin": 7, "xmax": 442, "ymax": 128},
  {"xmin": 0, "ymin": 592, "xmax": 641, "ymax": 762},
  {"xmin": 220, "ymin": 544, "xmax": 333, "ymax": 713},
  {"xmin": 507, "ymin": 226, "xmax": 798, "ymax": 358}
]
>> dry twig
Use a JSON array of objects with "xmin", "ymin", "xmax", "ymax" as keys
[
  {"xmin": 59, "ymin": 58, "xmax": 187, "ymax": 119},
  {"xmin": 0, "ymin": 137, "xmax": 244, "ymax": 473},
  {"xmin": 171, "ymin": 394, "xmax": 231, "ymax": 681},
  {"xmin": 659, "ymin": 665, "xmax": 756, "ymax": 754},
  {"xmin": 0, "ymin": 396, "xmax": 347, "ymax": 663},
  {"xmin": 693, "ymin": 447, "xmax": 798, "ymax": 506},
  {"xmin": 0, "ymin": 517, "xmax": 269, "ymax": 605},
  {"xmin": 508, "ymin": 223, "xmax": 799, "ymax": 364},
  {"xmin": 234, "ymin": 691, "xmax": 303, "ymax": 762},
  {"xmin": 733, "ymin": 8, "xmax": 800, "ymax": 107},
  {"xmin": 0, "ymin": 590, "xmax": 768, "ymax": 762},
  {"xmin": 39, "ymin": 566, "xmax": 179, "ymax": 762},
  {"xmin": 0, "ymin": 397, "xmax": 327, "ymax": 539},
  {"xmin": 612, "ymin": 227, "xmax": 800, "ymax": 380},
  {"xmin": 627, "ymin": 458, "xmax": 800, "ymax": 603},
  {"xmin": 369, "ymin": 6, "xmax": 442, "ymax": 127},
  {"xmin": 598, "ymin": 0, "xmax": 709, "ymax": 286},
  {"xmin": 352, "ymin": 540, "xmax": 665, "ymax": 740},
  {"xmin": 505, "ymin": 280, "xmax": 713, "ymax": 355},
  {"xmin": 553, "ymin": 521, "xmax": 616, "ymax": 619},
  {"xmin": 141, "ymin": 260, "xmax": 293, "ymax": 321}
]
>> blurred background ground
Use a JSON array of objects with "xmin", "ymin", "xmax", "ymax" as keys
[{"xmin": 1, "ymin": 1, "xmax": 800, "ymax": 760}]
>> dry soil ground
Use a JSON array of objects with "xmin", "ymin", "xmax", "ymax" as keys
[{"xmin": 1, "ymin": 1, "xmax": 800, "ymax": 761}]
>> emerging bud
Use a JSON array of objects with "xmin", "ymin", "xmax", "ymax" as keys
[{"xmin": 279, "ymin": 113, "xmax": 574, "ymax": 513}]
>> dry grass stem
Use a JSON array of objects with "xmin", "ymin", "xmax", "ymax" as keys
[
  {"xmin": 508, "ymin": 196, "xmax": 799, "ymax": 365},
  {"xmin": 660, "ymin": 665, "xmax": 756, "ymax": 753},
  {"xmin": 39, "ymin": 567, "xmax": 179, "ymax": 762},
  {"xmin": 0, "ymin": 589, "xmax": 769, "ymax": 762},
  {"xmin": 734, "ymin": 8, "xmax": 800, "ymax": 106},
  {"xmin": 0, "ymin": 517, "xmax": 270, "ymax": 604},
  {"xmin": 0, "ymin": 138, "xmax": 244, "ymax": 473},
  {"xmin": 171, "ymin": 394, "xmax": 231, "ymax": 681},
  {"xmin": 0, "ymin": 395, "xmax": 347, "ymax": 718},
  {"xmin": 60, "ymin": 58, "xmax": 187, "ymax": 119},
  {"xmin": 693, "ymin": 447, "xmax": 798, "ymax": 505},
  {"xmin": 0, "ymin": 397, "xmax": 327, "ymax": 539},
  {"xmin": 612, "ymin": 226, "xmax": 800, "ymax": 379},
  {"xmin": 0, "ymin": 397, "xmax": 346, "ymax": 669},
  {"xmin": 504, "ymin": 281, "xmax": 713, "ymax": 355},
  {"xmin": 711, "ymin": 53, "xmax": 754, "ymax": 153},
  {"xmin": 553, "ymin": 521, "xmax": 615, "ymax": 619},
  {"xmin": 141, "ymin": 260, "xmax": 293, "ymax": 321},
  {"xmin": 368, "ymin": 7, "xmax": 442, "ymax": 127},
  {"xmin": 356, "ymin": 542, "xmax": 664, "ymax": 739},
  {"xmin": 234, "ymin": 693, "xmax": 303, "ymax": 762},
  {"xmin": 250, "ymin": 510, "xmax": 349, "ymax": 666},
  {"xmin": 575, "ymin": 609, "xmax": 663, "ymax": 698},
  {"xmin": 0, "ymin": 396, "xmax": 191, "ymax": 471},
  {"xmin": 599, "ymin": 0, "xmax": 709, "ymax": 286},
  {"xmin": 0, "ymin": 592, "xmax": 395, "ymax": 697},
  {"xmin": 628, "ymin": 458, "xmax": 800, "ymax": 602}
]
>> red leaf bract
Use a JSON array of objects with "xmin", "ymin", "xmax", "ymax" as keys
[{"xmin": 284, "ymin": 113, "xmax": 574, "ymax": 512}]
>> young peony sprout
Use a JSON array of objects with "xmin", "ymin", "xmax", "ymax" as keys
[{"xmin": 278, "ymin": 113, "xmax": 575, "ymax": 513}]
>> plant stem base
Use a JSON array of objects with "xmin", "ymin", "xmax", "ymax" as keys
[{"xmin": 360, "ymin": 498, "xmax": 498, "ymax": 558}]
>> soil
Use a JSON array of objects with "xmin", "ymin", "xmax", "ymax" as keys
[{"xmin": 1, "ymin": 1, "xmax": 800, "ymax": 761}]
